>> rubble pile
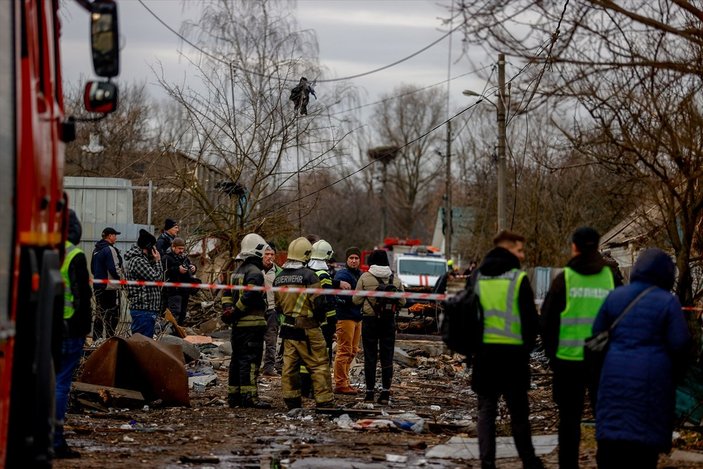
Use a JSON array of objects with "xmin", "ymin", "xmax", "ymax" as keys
[{"xmin": 56, "ymin": 336, "xmax": 703, "ymax": 468}]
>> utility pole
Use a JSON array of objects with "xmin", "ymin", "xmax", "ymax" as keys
[
  {"xmin": 444, "ymin": 120, "xmax": 452, "ymax": 258},
  {"xmin": 368, "ymin": 146, "xmax": 400, "ymax": 245},
  {"xmin": 497, "ymin": 53, "xmax": 507, "ymax": 232},
  {"xmin": 380, "ymin": 160, "xmax": 388, "ymax": 244}
]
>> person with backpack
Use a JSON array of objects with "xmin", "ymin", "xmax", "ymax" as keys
[
  {"xmin": 353, "ymin": 249, "xmax": 405, "ymax": 405},
  {"xmin": 472, "ymin": 231, "xmax": 544, "ymax": 469}
]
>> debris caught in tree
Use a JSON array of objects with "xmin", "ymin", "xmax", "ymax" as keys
[{"xmin": 290, "ymin": 77, "xmax": 316, "ymax": 115}]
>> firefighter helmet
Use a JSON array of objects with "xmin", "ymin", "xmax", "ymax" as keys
[
  {"xmin": 287, "ymin": 237, "xmax": 312, "ymax": 262},
  {"xmin": 239, "ymin": 233, "xmax": 268, "ymax": 259},
  {"xmin": 310, "ymin": 240, "xmax": 334, "ymax": 261}
]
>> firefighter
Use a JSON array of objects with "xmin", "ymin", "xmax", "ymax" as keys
[
  {"xmin": 308, "ymin": 239, "xmax": 342, "ymax": 361},
  {"xmin": 297, "ymin": 239, "xmax": 350, "ymax": 398},
  {"xmin": 541, "ymin": 227, "xmax": 618, "ymax": 469},
  {"xmin": 222, "ymin": 233, "xmax": 271, "ymax": 409},
  {"xmin": 274, "ymin": 237, "xmax": 335, "ymax": 409}
]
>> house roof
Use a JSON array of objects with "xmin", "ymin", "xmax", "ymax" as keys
[{"xmin": 600, "ymin": 203, "xmax": 662, "ymax": 248}]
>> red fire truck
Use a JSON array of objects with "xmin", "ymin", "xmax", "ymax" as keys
[{"xmin": 0, "ymin": 1, "xmax": 118, "ymax": 465}]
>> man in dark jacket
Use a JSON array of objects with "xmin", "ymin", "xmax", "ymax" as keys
[
  {"xmin": 541, "ymin": 227, "xmax": 619, "ymax": 469},
  {"xmin": 473, "ymin": 230, "xmax": 544, "ymax": 469},
  {"xmin": 124, "ymin": 229, "xmax": 163, "ymax": 338},
  {"xmin": 163, "ymin": 237, "xmax": 197, "ymax": 325},
  {"xmin": 54, "ymin": 210, "xmax": 92, "ymax": 459},
  {"xmin": 156, "ymin": 218, "xmax": 179, "ymax": 256},
  {"xmin": 332, "ymin": 247, "xmax": 363, "ymax": 394},
  {"xmin": 222, "ymin": 233, "xmax": 271, "ymax": 409},
  {"xmin": 91, "ymin": 227, "xmax": 123, "ymax": 340}
]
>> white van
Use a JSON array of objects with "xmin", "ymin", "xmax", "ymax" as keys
[{"xmin": 394, "ymin": 252, "xmax": 447, "ymax": 297}]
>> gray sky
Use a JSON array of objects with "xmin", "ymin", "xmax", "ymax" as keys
[{"xmin": 59, "ymin": 0, "xmax": 495, "ymax": 112}]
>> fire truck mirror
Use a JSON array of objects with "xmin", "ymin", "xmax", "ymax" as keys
[
  {"xmin": 83, "ymin": 81, "xmax": 118, "ymax": 114},
  {"xmin": 90, "ymin": 0, "xmax": 119, "ymax": 78}
]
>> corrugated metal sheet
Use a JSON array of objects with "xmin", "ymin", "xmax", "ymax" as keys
[
  {"xmin": 64, "ymin": 176, "xmax": 134, "ymax": 225},
  {"xmin": 63, "ymin": 177, "xmax": 154, "ymax": 264},
  {"xmin": 529, "ymin": 267, "xmax": 562, "ymax": 301}
]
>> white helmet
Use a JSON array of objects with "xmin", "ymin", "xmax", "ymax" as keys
[
  {"xmin": 287, "ymin": 237, "xmax": 312, "ymax": 262},
  {"xmin": 310, "ymin": 240, "xmax": 334, "ymax": 261},
  {"xmin": 239, "ymin": 233, "xmax": 269, "ymax": 259}
]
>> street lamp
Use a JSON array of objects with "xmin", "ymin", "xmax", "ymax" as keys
[{"xmin": 463, "ymin": 87, "xmax": 507, "ymax": 232}]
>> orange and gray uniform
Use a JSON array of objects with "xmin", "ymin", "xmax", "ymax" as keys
[
  {"xmin": 274, "ymin": 266, "xmax": 334, "ymax": 407},
  {"xmin": 224, "ymin": 258, "xmax": 267, "ymax": 401}
]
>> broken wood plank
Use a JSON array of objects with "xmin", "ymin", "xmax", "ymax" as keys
[
  {"xmin": 72, "ymin": 381, "xmax": 145, "ymax": 401},
  {"xmin": 75, "ymin": 397, "xmax": 109, "ymax": 413}
]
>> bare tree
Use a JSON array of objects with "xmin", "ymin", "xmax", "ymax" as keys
[
  {"xmin": 65, "ymin": 82, "xmax": 157, "ymax": 180},
  {"xmin": 155, "ymin": 0, "xmax": 356, "ymax": 256},
  {"xmin": 370, "ymin": 84, "xmax": 446, "ymax": 241},
  {"xmin": 450, "ymin": 1, "xmax": 703, "ymax": 302}
]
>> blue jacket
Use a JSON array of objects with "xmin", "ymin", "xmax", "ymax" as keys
[
  {"xmin": 593, "ymin": 248, "xmax": 690, "ymax": 451},
  {"xmin": 91, "ymin": 239, "xmax": 123, "ymax": 290},
  {"xmin": 334, "ymin": 267, "xmax": 362, "ymax": 321}
]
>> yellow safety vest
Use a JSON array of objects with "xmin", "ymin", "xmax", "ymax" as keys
[
  {"xmin": 477, "ymin": 269, "xmax": 526, "ymax": 345},
  {"xmin": 557, "ymin": 267, "xmax": 614, "ymax": 361},
  {"xmin": 61, "ymin": 241, "xmax": 83, "ymax": 319}
]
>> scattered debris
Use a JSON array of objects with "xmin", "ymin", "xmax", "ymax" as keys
[{"xmin": 425, "ymin": 435, "xmax": 559, "ymax": 460}]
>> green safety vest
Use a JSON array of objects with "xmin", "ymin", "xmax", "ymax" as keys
[
  {"xmin": 557, "ymin": 267, "xmax": 614, "ymax": 361},
  {"xmin": 477, "ymin": 269, "xmax": 526, "ymax": 345},
  {"xmin": 60, "ymin": 241, "xmax": 84, "ymax": 320}
]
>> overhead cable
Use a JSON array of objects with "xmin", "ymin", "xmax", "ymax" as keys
[{"xmin": 138, "ymin": 0, "xmax": 462, "ymax": 84}]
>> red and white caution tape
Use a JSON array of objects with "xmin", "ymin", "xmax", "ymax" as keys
[{"xmin": 91, "ymin": 278, "xmax": 448, "ymax": 302}]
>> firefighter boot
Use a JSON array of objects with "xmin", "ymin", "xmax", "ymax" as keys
[
  {"xmin": 228, "ymin": 393, "xmax": 241, "ymax": 408},
  {"xmin": 300, "ymin": 371, "xmax": 314, "ymax": 399},
  {"xmin": 284, "ymin": 397, "xmax": 302, "ymax": 410},
  {"xmin": 240, "ymin": 395, "xmax": 272, "ymax": 409}
]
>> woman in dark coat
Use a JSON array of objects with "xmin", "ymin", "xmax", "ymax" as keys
[{"xmin": 593, "ymin": 248, "xmax": 690, "ymax": 469}]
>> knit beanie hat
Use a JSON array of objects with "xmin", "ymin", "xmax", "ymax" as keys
[
  {"xmin": 137, "ymin": 229, "xmax": 157, "ymax": 250},
  {"xmin": 164, "ymin": 218, "xmax": 178, "ymax": 231},
  {"xmin": 67, "ymin": 209, "xmax": 82, "ymax": 245},
  {"xmin": 367, "ymin": 249, "xmax": 389, "ymax": 267},
  {"xmin": 572, "ymin": 226, "xmax": 600, "ymax": 253},
  {"xmin": 345, "ymin": 246, "xmax": 361, "ymax": 259},
  {"xmin": 172, "ymin": 237, "xmax": 185, "ymax": 248}
]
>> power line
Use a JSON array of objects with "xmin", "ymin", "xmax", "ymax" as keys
[
  {"xmin": 269, "ymin": 101, "xmax": 484, "ymax": 216},
  {"xmin": 138, "ymin": 0, "xmax": 463, "ymax": 84},
  {"xmin": 328, "ymin": 65, "xmax": 494, "ymax": 116}
]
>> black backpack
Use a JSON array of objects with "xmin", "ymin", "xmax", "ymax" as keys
[
  {"xmin": 372, "ymin": 274, "xmax": 400, "ymax": 317},
  {"xmin": 440, "ymin": 276, "xmax": 483, "ymax": 356}
]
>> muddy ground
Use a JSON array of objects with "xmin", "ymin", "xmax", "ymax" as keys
[{"xmin": 54, "ymin": 337, "xmax": 703, "ymax": 469}]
